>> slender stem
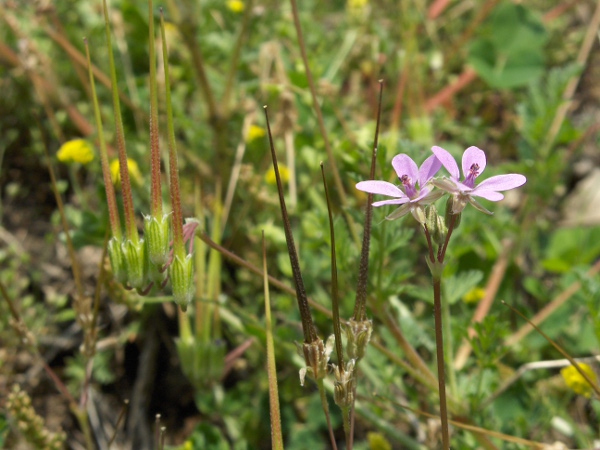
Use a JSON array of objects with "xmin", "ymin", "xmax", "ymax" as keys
[
  {"xmin": 433, "ymin": 278, "xmax": 450, "ymax": 450},
  {"xmin": 148, "ymin": 0, "xmax": 163, "ymax": 218},
  {"xmin": 160, "ymin": 9, "xmax": 184, "ymax": 256},
  {"xmin": 321, "ymin": 163, "xmax": 344, "ymax": 367},
  {"xmin": 438, "ymin": 213, "xmax": 457, "ymax": 262},
  {"xmin": 262, "ymin": 232, "xmax": 284, "ymax": 450},
  {"xmin": 353, "ymin": 80, "xmax": 383, "ymax": 322},
  {"xmin": 102, "ymin": 0, "xmax": 138, "ymax": 243},
  {"xmin": 84, "ymin": 38, "xmax": 121, "ymax": 240},
  {"xmin": 222, "ymin": 0, "xmax": 254, "ymax": 112},
  {"xmin": 317, "ymin": 378, "xmax": 339, "ymax": 450},
  {"xmin": 441, "ymin": 289, "xmax": 458, "ymax": 399},
  {"xmin": 264, "ymin": 106, "xmax": 318, "ymax": 343},
  {"xmin": 289, "ymin": 0, "xmax": 358, "ymax": 245}
]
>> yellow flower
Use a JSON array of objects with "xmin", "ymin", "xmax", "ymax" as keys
[
  {"xmin": 463, "ymin": 287, "xmax": 485, "ymax": 305},
  {"xmin": 348, "ymin": 0, "xmax": 368, "ymax": 8},
  {"xmin": 265, "ymin": 164, "xmax": 289, "ymax": 185},
  {"xmin": 561, "ymin": 363, "xmax": 597, "ymax": 398},
  {"xmin": 367, "ymin": 432, "xmax": 392, "ymax": 450},
  {"xmin": 246, "ymin": 124, "xmax": 265, "ymax": 142},
  {"xmin": 110, "ymin": 158, "xmax": 143, "ymax": 188},
  {"xmin": 226, "ymin": 0, "xmax": 244, "ymax": 13},
  {"xmin": 57, "ymin": 139, "xmax": 94, "ymax": 165}
]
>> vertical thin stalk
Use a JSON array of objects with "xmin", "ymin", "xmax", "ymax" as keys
[
  {"xmin": 353, "ymin": 80, "xmax": 383, "ymax": 322},
  {"xmin": 264, "ymin": 106, "xmax": 318, "ymax": 343},
  {"xmin": 262, "ymin": 232, "xmax": 284, "ymax": 450},
  {"xmin": 442, "ymin": 294, "xmax": 458, "ymax": 399},
  {"xmin": 84, "ymin": 38, "xmax": 121, "ymax": 240},
  {"xmin": 289, "ymin": 0, "xmax": 358, "ymax": 245},
  {"xmin": 102, "ymin": 0, "xmax": 138, "ymax": 243},
  {"xmin": 148, "ymin": 0, "xmax": 162, "ymax": 219},
  {"xmin": 433, "ymin": 278, "xmax": 450, "ymax": 450},
  {"xmin": 159, "ymin": 9, "xmax": 184, "ymax": 257}
]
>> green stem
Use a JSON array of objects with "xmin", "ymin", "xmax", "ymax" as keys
[
  {"xmin": 433, "ymin": 278, "xmax": 450, "ymax": 450},
  {"xmin": 317, "ymin": 378, "xmax": 339, "ymax": 450},
  {"xmin": 83, "ymin": 38, "xmax": 121, "ymax": 240},
  {"xmin": 289, "ymin": 0, "xmax": 358, "ymax": 245},
  {"xmin": 262, "ymin": 232, "xmax": 284, "ymax": 450},
  {"xmin": 442, "ymin": 290, "xmax": 458, "ymax": 399},
  {"xmin": 102, "ymin": 0, "xmax": 138, "ymax": 244},
  {"xmin": 159, "ymin": 9, "xmax": 184, "ymax": 257},
  {"xmin": 148, "ymin": 0, "xmax": 163, "ymax": 218}
]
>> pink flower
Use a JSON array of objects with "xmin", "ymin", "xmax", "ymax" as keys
[
  {"xmin": 356, "ymin": 154, "xmax": 443, "ymax": 221},
  {"xmin": 431, "ymin": 146, "xmax": 526, "ymax": 214}
]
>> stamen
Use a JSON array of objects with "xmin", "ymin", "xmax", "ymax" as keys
[
  {"xmin": 400, "ymin": 174, "xmax": 417, "ymax": 198},
  {"xmin": 464, "ymin": 163, "xmax": 480, "ymax": 188}
]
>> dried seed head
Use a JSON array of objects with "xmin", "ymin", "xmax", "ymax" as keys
[
  {"xmin": 345, "ymin": 318, "xmax": 373, "ymax": 361},
  {"xmin": 333, "ymin": 359, "xmax": 356, "ymax": 408},
  {"xmin": 298, "ymin": 335, "xmax": 334, "ymax": 386}
]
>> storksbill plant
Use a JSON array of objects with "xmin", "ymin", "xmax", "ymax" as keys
[{"xmin": 92, "ymin": 0, "xmax": 195, "ymax": 310}]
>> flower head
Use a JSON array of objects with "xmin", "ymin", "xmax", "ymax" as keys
[
  {"xmin": 265, "ymin": 163, "xmax": 290, "ymax": 185},
  {"xmin": 355, "ymin": 153, "xmax": 443, "ymax": 222},
  {"xmin": 226, "ymin": 0, "xmax": 244, "ymax": 13},
  {"xmin": 431, "ymin": 146, "xmax": 526, "ymax": 215},
  {"xmin": 246, "ymin": 124, "xmax": 266, "ymax": 142},
  {"xmin": 110, "ymin": 158, "xmax": 143, "ymax": 188},
  {"xmin": 561, "ymin": 363, "xmax": 597, "ymax": 398},
  {"xmin": 57, "ymin": 139, "xmax": 94, "ymax": 165}
]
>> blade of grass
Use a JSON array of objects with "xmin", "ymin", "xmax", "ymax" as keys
[
  {"xmin": 502, "ymin": 300, "xmax": 600, "ymax": 398},
  {"xmin": 262, "ymin": 231, "xmax": 284, "ymax": 450}
]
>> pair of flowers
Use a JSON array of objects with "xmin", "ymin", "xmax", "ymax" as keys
[{"xmin": 356, "ymin": 146, "xmax": 526, "ymax": 218}]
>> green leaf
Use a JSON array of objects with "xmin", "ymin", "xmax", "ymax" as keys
[
  {"xmin": 443, "ymin": 270, "xmax": 484, "ymax": 305},
  {"xmin": 468, "ymin": 2, "xmax": 547, "ymax": 88}
]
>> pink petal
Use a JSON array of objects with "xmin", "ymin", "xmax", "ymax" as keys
[
  {"xmin": 476, "ymin": 174, "xmax": 526, "ymax": 192},
  {"xmin": 391, "ymin": 154, "xmax": 419, "ymax": 181},
  {"xmin": 431, "ymin": 146, "xmax": 460, "ymax": 180},
  {"xmin": 462, "ymin": 146, "xmax": 487, "ymax": 179},
  {"xmin": 418, "ymin": 154, "xmax": 442, "ymax": 185},
  {"xmin": 373, "ymin": 198, "xmax": 410, "ymax": 207},
  {"xmin": 356, "ymin": 180, "xmax": 405, "ymax": 198},
  {"xmin": 471, "ymin": 190, "xmax": 504, "ymax": 201}
]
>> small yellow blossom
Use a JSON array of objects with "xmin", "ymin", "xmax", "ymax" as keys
[
  {"xmin": 226, "ymin": 0, "xmax": 244, "ymax": 13},
  {"xmin": 561, "ymin": 363, "xmax": 597, "ymax": 398},
  {"xmin": 348, "ymin": 0, "xmax": 368, "ymax": 9},
  {"xmin": 463, "ymin": 287, "xmax": 485, "ymax": 305},
  {"xmin": 246, "ymin": 124, "xmax": 266, "ymax": 142},
  {"xmin": 265, "ymin": 164, "xmax": 289, "ymax": 185},
  {"xmin": 57, "ymin": 139, "xmax": 94, "ymax": 165},
  {"xmin": 367, "ymin": 432, "xmax": 392, "ymax": 450},
  {"xmin": 110, "ymin": 158, "xmax": 143, "ymax": 188}
]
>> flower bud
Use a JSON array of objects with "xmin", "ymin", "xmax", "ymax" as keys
[
  {"xmin": 170, "ymin": 253, "xmax": 194, "ymax": 311},
  {"xmin": 426, "ymin": 205, "xmax": 447, "ymax": 246},
  {"xmin": 345, "ymin": 319, "xmax": 372, "ymax": 361},
  {"xmin": 144, "ymin": 214, "xmax": 170, "ymax": 266},
  {"xmin": 445, "ymin": 196, "xmax": 461, "ymax": 229},
  {"xmin": 122, "ymin": 238, "xmax": 147, "ymax": 290},
  {"xmin": 108, "ymin": 237, "xmax": 127, "ymax": 284}
]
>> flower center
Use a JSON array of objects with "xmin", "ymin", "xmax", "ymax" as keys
[
  {"xmin": 400, "ymin": 174, "xmax": 418, "ymax": 198},
  {"xmin": 464, "ymin": 163, "xmax": 480, "ymax": 188}
]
